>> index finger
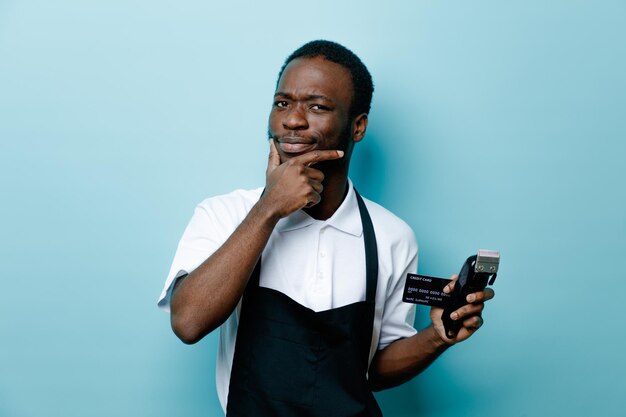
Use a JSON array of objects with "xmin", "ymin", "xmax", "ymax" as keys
[
  {"xmin": 292, "ymin": 149, "xmax": 344, "ymax": 166},
  {"xmin": 466, "ymin": 287, "xmax": 495, "ymax": 303}
]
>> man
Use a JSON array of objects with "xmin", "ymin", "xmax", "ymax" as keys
[{"xmin": 158, "ymin": 40, "xmax": 494, "ymax": 416}]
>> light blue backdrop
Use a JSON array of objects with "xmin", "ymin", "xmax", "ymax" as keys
[{"xmin": 1, "ymin": 1, "xmax": 625, "ymax": 416}]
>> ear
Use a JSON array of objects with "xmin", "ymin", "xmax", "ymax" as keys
[{"xmin": 351, "ymin": 113, "xmax": 368, "ymax": 143}]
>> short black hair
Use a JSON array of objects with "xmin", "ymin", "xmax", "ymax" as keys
[{"xmin": 277, "ymin": 40, "xmax": 374, "ymax": 119}]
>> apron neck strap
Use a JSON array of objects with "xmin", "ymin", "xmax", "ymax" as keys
[{"xmin": 354, "ymin": 188, "xmax": 378, "ymax": 303}]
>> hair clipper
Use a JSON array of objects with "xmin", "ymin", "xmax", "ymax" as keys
[{"xmin": 442, "ymin": 249, "xmax": 499, "ymax": 339}]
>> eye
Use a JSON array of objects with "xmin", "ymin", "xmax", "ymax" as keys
[
  {"xmin": 310, "ymin": 104, "xmax": 329, "ymax": 111},
  {"xmin": 274, "ymin": 100, "xmax": 288, "ymax": 108}
]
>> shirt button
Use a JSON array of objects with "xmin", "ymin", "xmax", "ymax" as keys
[
  {"xmin": 320, "ymin": 251, "xmax": 326, "ymax": 258},
  {"xmin": 318, "ymin": 271, "xmax": 324, "ymax": 279}
]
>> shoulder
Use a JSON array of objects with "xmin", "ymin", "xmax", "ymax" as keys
[
  {"xmin": 196, "ymin": 187, "xmax": 263, "ymax": 216},
  {"xmin": 361, "ymin": 196, "xmax": 417, "ymax": 249},
  {"xmin": 189, "ymin": 187, "xmax": 263, "ymax": 234}
]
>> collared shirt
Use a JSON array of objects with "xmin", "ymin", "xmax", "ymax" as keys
[{"xmin": 158, "ymin": 180, "xmax": 418, "ymax": 413}]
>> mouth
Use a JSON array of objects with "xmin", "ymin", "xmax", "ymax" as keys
[{"xmin": 276, "ymin": 137, "xmax": 317, "ymax": 155}]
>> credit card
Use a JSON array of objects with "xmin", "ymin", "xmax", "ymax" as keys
[{"xmin": 402, "ymin": 274, "xmax": 453, "ymax": 308}]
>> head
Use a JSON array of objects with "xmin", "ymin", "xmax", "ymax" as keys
[
  {"xmin": 268, "ymin": 40, "xmax": 374, "ymax": 170},
  {"xmin": 277, "ymin": 40, "xmax": 374, "ymax": 120}
]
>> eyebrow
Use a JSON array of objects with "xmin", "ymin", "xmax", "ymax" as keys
[{"xmin": 274, "ymin": 92, "xmax": 334, "ymax": 103}]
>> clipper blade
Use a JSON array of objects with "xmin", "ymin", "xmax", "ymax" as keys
[{"xmin": 475, "ymin": 249, "xmax": 500, "ymax": 274}]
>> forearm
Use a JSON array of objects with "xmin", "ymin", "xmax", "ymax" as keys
[
  {"xmin": 169, "ymin": 144, "xmax": 345, "ymax": 344},
  {"xmin": 170, "ymin": 200, "xmax": 279, "ymax": 344},
  {"xmin": 369, "ymin": 325, "xmax": 450, "ymax": 391}
]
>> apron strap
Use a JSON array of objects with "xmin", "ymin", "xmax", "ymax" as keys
[{"xmin": 354, "ymin": 188, "xmax": 378, "ymax": 304}]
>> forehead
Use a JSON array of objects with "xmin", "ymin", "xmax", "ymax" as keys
[{"xmin": 276, "ymin": 56, "xmax": 353, "ymax": 105}]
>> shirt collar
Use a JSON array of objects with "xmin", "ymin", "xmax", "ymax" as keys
[{"xmin": 275, "ymin": 179, "xmax": 363, "ymax": 237}]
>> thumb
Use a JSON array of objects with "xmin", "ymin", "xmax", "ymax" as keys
[
  {"xmin": 267, "ymin": 139, "xmax": 281, "ymax": 175},
  {"xmin": 443, "ymin": 274, "xmax": 458, "ymax": 294}
]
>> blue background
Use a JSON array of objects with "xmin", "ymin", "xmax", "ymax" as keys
[{"xmin": 1, "ymin": 1, "xmax": 625, "ymax": 416}]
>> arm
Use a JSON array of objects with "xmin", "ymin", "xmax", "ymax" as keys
[
  {"xmin": 169, "ymin": 141, "xmax": 344, "ymax": 344},
  {"xmin": 369, "ymin": 277, "xmax": 495, "ymax": 391}
]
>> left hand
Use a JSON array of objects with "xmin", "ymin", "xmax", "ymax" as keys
[{"xmin": 429, "ymin": 274, "xmax": 495, "ymax": 345}]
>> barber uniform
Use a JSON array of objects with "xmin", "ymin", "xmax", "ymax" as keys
[{"xmin": 226, "ymin": 190, "xmax": 383, "ymax": 417}]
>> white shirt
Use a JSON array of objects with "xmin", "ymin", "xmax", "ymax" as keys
[{"xmin": 158, "ymin": 180, "xmax": 418, "ymax": 413}]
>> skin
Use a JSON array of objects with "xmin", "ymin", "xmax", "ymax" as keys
[
  {"xmin": 169, "ymin": 56, "xmax": 495, "ymax": 391},
  {"xmin": 269, "ymin": 56, "xmax": 368, "ymax": 220}
]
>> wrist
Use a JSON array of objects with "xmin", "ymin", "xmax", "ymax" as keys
[
  {"xmin": 252, "ymin": 196, "xmax": 282, "ymax": 226},
  {"xmin": 425, "ymin": 324, "xmax": 454, "ymax": 350}
]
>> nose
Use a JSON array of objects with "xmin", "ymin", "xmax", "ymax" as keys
[{"xmin": 283, "ymin": 106, "xmax": 308, "ymax": 131}]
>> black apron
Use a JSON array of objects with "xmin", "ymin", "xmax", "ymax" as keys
[{"xmin": 226, "ymin": 190, "xmax": 382, "ymax": 417}]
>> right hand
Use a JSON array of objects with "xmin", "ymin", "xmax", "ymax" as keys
[
  {"xmin": 429, "ymin": 274, "xmax": 494, "ymax": 345},
  {"xmin": 261, "ymin": 139, "xmax": 344, "ymax": 219}
]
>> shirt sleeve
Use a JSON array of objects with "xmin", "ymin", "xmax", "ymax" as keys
[
  {"xmin": 157, "ymin": 201, "xmax": 239, "ymax": 312},
  {"xmin": 377, "ymin": 228, "xmax": 418, "ymax": 350}
]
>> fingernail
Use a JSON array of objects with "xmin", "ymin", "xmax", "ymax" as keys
[
  {"xmin": 338, "ymin": 151, "xmax": 344, "ymax": 157},
  {"xmin": 451, "ymin": 312, "xmax": 458, "ymax": 320},
  {"xmin": 467, "ymin": 294, "xmax": 475, "ymax": 302}
]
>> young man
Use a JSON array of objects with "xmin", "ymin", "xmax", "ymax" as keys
[{"xmin": 158, "ymin": 40, "xmax": 494, "ymax": 417}]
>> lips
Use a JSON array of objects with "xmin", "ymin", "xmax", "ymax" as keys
[{"xmin": 277, "ymin": 137, "xmax": 317, "ymax": 154}]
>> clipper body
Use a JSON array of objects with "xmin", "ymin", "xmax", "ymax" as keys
[{"xmin": 442, "ymin": 250, "xmax": 499, "ymax": 339}]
